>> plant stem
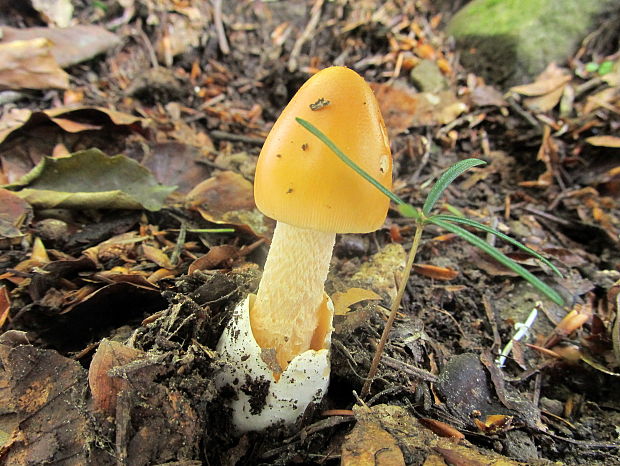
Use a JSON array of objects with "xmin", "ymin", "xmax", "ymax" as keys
[{"xmin": 361, "ymin": 223, "xmax": 424, "ymax": 398}]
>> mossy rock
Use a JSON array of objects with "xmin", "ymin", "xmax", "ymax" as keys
[{"xmin": 446, "ymin": 0, "xmax": 615, "ymax": 88}]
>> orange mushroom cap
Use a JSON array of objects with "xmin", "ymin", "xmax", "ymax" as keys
[{"xmin": 254, "ymin": 66, "xmax": 392, "ymax": 234}]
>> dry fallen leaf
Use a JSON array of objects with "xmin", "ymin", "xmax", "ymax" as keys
[
  {"xmin": 0, "ymin": 188, "xmax": 33, "ymax": 239},
  {"xmin": 586, "ymin": 135, "xmax": 620, "ymax": 148},
  {"xmin": 342, "ymin": 406, "xmax": 405, "ymax": 466},
  {"xmin": 371, "ymin": 82, "xmax": 467, "ymax": 134},
  {"xmin": 0, "ymin": 38, "xmax": 69, "ymax": 90},
  {"xmin": 0, "ymin": 285, "xmax": 10, "ymax": 330},
  {"xmin": 31, "ymin": 0, "xmax": 74, "ymax": 27},
  {"xmin": 1, "ymin": 26, "xmax": 120, "ymax": 68},
  {"xmin": 88, "ymin": 339, "xmax": 145, "ymax": 415},
  {"xmin": 142, "ymin": 244, "xmax": 174, "ymax": 269},
  {"xmin": 332, "ymin": 287, "xmax": 382, "ymax": 315},
  {"xmin": 186, "ymin": 170, "xmax": 274, "ymax": 238},
  {"xmin": 9, "ymin": 149, "xmax": 175, "ymax": 211},
  {"xmin": 510, "ymin": 63, "xmax": 571, "ymax": 112},
  {"xmin": 519, "ymin": 125, "xmax": 557, "ymax": 188},
  {"xmin": 412, "ymin": 263, "xmax": 459, "ymax": 280},
  {"xmin": 510, "ymin": 63, "xmax": 571, "ymax": 96}
]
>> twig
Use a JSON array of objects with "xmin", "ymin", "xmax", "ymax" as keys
[
  {"xmin": 288, "ymin": 0, "xmax": 324, "ymax": 72},
  {"xmin": 482, "ymin": 295, "xmax": 502, "ymax": 352},
  {"xmin": 212, "ymin": 0, "xmax": 230, "ymax": 55},
  {"xmin": 381, "ymin": 355, "xmax": 438, "ymax": 383},
  {"xmin": 506, "ymin": 95, "xmax": 542, "ymax": 131},
  {"xmin": 209, "ymin": 130, "xmax": 265, "ymax": 145},
  {"xmin": 361, "ymin": 224, "xmax": 423, "ymax": 398}
]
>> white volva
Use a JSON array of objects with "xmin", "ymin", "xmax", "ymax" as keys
[{"xmin": 215, "ymin": 294, "xmax": 333, "ymax": 432}]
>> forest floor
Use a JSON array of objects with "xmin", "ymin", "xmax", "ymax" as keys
[{"xmin": 1, "ymin": 1, "xmax": 619, "ymax": 465}]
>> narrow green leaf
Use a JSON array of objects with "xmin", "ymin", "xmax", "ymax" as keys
[
  {"xmin": 398, "ymin": 203, "xmax": 422, "ymax": 219},
  {"xmin": 432, "ymin": 215, "xmax": 563, "ymax": 277},
  {"xmin": 422, "ymin": 159, "xmax": 486, "ymax": 216},
  {"xmin": 295, "ymin": 117, "xmax": 406, "ymax": 207},
  {"xmin": 429, "ymin": 217, "xmax": 565, "ymax": 306}
]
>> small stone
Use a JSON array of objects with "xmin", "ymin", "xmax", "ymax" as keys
[{"xmin": 410, "ymin": 59, "xmax": 448, "ymax": 93}]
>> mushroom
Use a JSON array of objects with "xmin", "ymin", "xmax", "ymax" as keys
[{"xmin": 216, "ymin": 66, "xmax": 392, "ymax": 432}]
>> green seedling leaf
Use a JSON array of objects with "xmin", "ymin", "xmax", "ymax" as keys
[
  {"xmin": 422, "ymin": 158, "xmax": 486, "ymax": 215},
  {"xmin": 398, "ymin": 203, "xmax": 421, "ymax": 219},
  {"xmin": 585, "ymin": 62, "xmax": 599, "ymax": 73},
  {"xmin": 8, "ymin": 148, "xmax": 175, "ymax": 211},
  {"xmin": 295, "ymin": 117, "xmax": 406, "ymax": 207},
  {"xmin": 430, "ymin": 217, "xmax": 564, "ymax": 306},
  {"xmin": 598, "ymin": 61, "xmax": 614, "ymax": 75},
  {"xmin": 432, "ymin": 215, "xmax": 563, "ymax": 277}
]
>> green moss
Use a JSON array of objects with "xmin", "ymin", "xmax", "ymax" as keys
[{"xmin": 446, "ymin": 0, "xmax": 615, "ymax": 87}]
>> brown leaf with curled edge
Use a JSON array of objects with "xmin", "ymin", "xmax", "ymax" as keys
[
  {"xmin": 0, "ymin": 341, "xmax": 93, "ymax": 465},
  {"xmin": 188, "ymin": 245, "xmax": 239, "ymax": 273},
  {"xmin": 9, "ymin": 149, "xmax": 175, "ymax": 211},
  {"xmin": 412, "ymin": 263, "xmax": 459, "ymax": 280},
  {"xmin": 510, "ymin": 63, "xmax": 571, "ymax": 113},
  {"xmin": 1, "ymin": 26, "xmax": 120, "ymax": 68},
  {"xmin": 0, "ymin": 38, "xmax": 69, "ymax": 90},
  {"xmin": 186, "ymin": 170, "xmax": 274, "ymax": 239},
  {"xmin": 586, "ymin": 135, "xmax": 620, "ymax": 148},
  {"xmin": 88, "ymin": 339, "xmax": 145, "ymax": 415},
  {"xmin": 0, "ymin": 106, "xmax": 143, "ymax": 146}
]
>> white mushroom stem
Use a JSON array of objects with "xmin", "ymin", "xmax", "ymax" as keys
[{"xmin": 250, "ymin": 221, "xmax": 335, "ymax": 371}]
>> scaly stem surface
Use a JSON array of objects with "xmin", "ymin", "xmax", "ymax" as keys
[
  {"xmin": 251, "ymin": 221, "xmax": 335, "ymax": 371},
  {"xmin": 361, "ymin": 223, "xmax": 424, "ymax": 398}
]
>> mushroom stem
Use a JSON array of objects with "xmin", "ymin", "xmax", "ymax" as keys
[{"xmin": 250, "ymin": 221, "xmax": 335, "ymax": 370}]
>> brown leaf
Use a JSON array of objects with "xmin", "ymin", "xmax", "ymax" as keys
[
  {"xmin": 188, "ymin": 245, "xmax": 239, "ymax": 273},
  {"xmin": 332, "ymin": 287, "xmax": 382, "ymax": 315},
  {"xmin": 0, "ymin": 343, "xmax": 92, "ymax": 464},
  {"xmin": 31, "ymin": 0, "xmax": 73, "ymax": 27},
  {"xmin": 523, "ymin": 84, "xmax": 565, "ymax": 112},
  {"xmin": 142, "ymin": 244, "xmax": 174, "ymax": 269},
  {"xmin": 0, "ymin": 285, "xmax": 10, "ymax": 330},
  {"xmin": 0, "ymin": 188, "xmax": 33, "ymax": 239},
  {"xmin": 412, "ymin": 263, "xmax": 459, "ymax": 280},
  {"xmin": 586, "ymin": 135, "xmax": 620, "ymax": 148},
  {"xmin": 370, "ymin": 82, "xmax": 467, "ymax": 134},
  {"xmin": 186, "ymin": 170, "xmax": 274, "ymax": 239},
  {"xmin": 88, "ymin": 339, "xmax": 145, "ymax": 415},
  {"xmin": 510, "ymin": 63, "xmax": 571, "ymax": 96},
  {"xmin": 471, "ymin": 84, "xmax": 507, "ymax": 107},
  {"xmin": 0, "ymin": 38, "xmax": 69, "ymax": 90},
  {"xmin": 141, "ymin": 142, "xmax": 212, "ymax": 194},
  {"xmin": 519, "ymin": 125, "xmax": 557, "ymax": 188},
  {"xmin": 342, "ymin": 408, "xmax": 405, "ymax": 466},
  {"xmin": 0, "ymin": 106, "xmax": 144, "ymax": 147},
  {"xmin": 419, "ymin": 418, "xmax": 465, "ymax": 439},
  {"xmin": 1, "ymin": 26, "xmax": 120, "ymax": 68}
]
